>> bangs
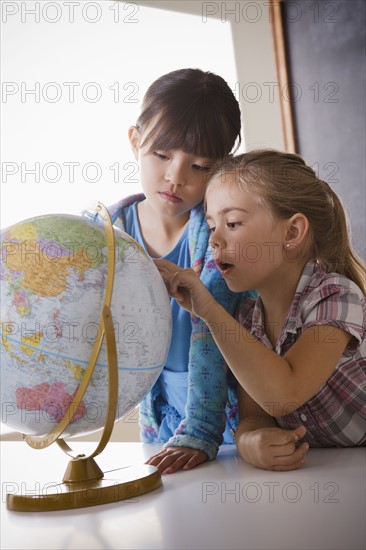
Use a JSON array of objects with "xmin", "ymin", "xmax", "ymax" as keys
[{"xmin": 140, "ymin": 106, "xmax": 239, "ymax": 160}]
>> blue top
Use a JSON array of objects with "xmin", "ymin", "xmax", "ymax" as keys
[
  {"xmin": 123, "ymin": 202, "xmax": 191, "ymax": 374},
  {"xmin": 123, "ymin": 201, "xmax": 191, "ymax": 439}
]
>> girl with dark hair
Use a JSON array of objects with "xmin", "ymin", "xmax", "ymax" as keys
[
  {"xmin": 156, "ymin": 149, "xmax": 366, "ymax": 471},
  {"xmin": 109, "ymin": 68, "xmax": 253, "ymax": 474}
]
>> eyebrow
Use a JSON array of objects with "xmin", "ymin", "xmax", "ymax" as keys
[{"xmin": 205, "ymin": 207, "xmax": 249, "ymax": 220}]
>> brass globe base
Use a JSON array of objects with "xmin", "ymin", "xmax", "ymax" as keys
[{"xmin": 7, "ymin": 463, "xmax": 162, "ymax": 512}]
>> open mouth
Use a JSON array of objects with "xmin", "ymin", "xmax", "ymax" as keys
[{"xmin": 216, "ymin": 261, "xmax": 234, "ymax": 275}]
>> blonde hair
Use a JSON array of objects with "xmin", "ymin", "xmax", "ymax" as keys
[{"xmin": 208, "ymin": 150, "xmax": 365, "ymax": 294}]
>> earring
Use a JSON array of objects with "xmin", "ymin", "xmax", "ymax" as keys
[{"xmin": 285, "ymin": 243, "xmax": 290, "ymax": 249}]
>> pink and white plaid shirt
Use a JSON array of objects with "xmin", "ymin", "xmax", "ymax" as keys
[{"xmin": 237, "ymin": 262, "xmax": 366, "ymax": 447}]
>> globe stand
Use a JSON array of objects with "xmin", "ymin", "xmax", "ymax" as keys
[{"xmin": 6, "ymin": 203, "xmax": 162, "ymax": 512}]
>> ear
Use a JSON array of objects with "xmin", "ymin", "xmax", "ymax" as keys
[
  {"xmin": 128, "ymin": 126, "xmax": 140, "ymax": 160},
  {"xmin": 284, "ymin": 213, "xmax": 310, "ymax": 249}
]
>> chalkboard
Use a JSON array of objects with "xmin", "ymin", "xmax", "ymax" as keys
[{"xmin": 281, "ymin": 0, "xmax": 365, "ymax": 260}]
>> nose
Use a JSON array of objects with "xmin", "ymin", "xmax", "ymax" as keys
[
  {"xmin": 165, "ymin": 161, "xmax": 187, "ymax": 187},
  {"xmin": 209, "ymin": 227, "xmax": 224, "ymax": 252}
]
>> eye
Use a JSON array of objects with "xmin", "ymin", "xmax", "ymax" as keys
[
  {"xmin": 207, "ymin": 226, "xmax": 215, "ymax": 236},
  {"xmin": 226, "ymin": 222, "xmax": 240, "ymax": 230},
  {"xmin": 192, "ymin": 164, "xmax": 212, "ymax": 172},
  {"xmin": 153, "ymin": 152, "xmax": 168, "ymax": 160}
]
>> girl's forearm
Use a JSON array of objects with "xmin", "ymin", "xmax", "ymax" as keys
[
  {"xmin": 201, "ymin": 301, "xmax": 298, "ymax": 415},
  {"xmin": 155, "ymin": 260, "xmax": 331, "ymax": 414}
]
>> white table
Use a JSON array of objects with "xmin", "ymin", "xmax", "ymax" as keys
[{"xmin": 1, "ymin": 441, "xmax": 365, "ymax": 550}]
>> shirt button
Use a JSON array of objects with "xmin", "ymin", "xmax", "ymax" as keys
[{"xmin": 300, "ymin": 413, "xmax": 307, "ymax": 422}]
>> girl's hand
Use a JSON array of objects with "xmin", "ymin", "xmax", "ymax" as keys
[
  {"xmin": 145, "ymin": 446, "xmax": 208, "ymax": 474},
  {"xmin": 236, "ymin": 425, "xmax": 309, "ymax": 471},
  {"xmin": 154, "ymin": 259, "xmax": 215, "ymax": 320}
]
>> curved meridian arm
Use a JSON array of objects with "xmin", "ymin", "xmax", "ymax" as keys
[{"xmin": 24, "ymin": 203, "xmax": 118, "ymax": 458}]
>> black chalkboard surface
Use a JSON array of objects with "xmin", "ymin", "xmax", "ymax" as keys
[{"xmin": 281, "ymin": 0, "xmax": 365, "ymax": 260}]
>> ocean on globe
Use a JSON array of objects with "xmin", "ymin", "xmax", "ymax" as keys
[{"xmin": 0, "ymin": 213, "xmax": 172, "ymax": 438}]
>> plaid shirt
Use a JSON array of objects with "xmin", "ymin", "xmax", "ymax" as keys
[{"xmin": 237, "ymin": 262, "xmax": 366, "ymax": 447}]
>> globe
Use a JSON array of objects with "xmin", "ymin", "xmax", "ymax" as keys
[{"xmin": 0, "ymin": 209, "xmax": 172, "ymax": 441}]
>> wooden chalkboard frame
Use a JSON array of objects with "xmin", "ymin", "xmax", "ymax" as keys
[
  {"xmin": 270, "ymin": 0, "xmax": 365, "ymax": 260},
  {"xmin": 270, "ymin": 0, "xmax": 296, "ymax": 153}
]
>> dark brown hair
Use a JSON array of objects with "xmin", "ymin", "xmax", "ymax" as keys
[
  {"xmin": 208, "ymin": 150, "xmax": 365, "ymax": 294},
  {"xmin": 136, "ymin": 68, "xmax": 241, "ymax": 159}
]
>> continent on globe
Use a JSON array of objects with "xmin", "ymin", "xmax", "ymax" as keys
[
  {"xmin": 16, "ymin": 381, "xmax": 86, "ymax": 423},
  {"xmin": 1, "ymin": 213, "xmax": 172, "ymax": 439}
]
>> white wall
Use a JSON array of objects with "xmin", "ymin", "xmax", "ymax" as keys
[
  {"xmin": 1, "ymin": 0, "xmax": 283, "ymax": 442},
  {"xmin": 1, "ymin": 0, "xmax": 283, "ymax": 230}
]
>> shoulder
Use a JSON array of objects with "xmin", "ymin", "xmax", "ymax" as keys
[
  {"xmin": 301, "ymin": 269, "xmax": 364, "ymax": 313},
  {"xmin": 108, "ymin": 193, "xmax": 145, "ymax": 231},
  {"xmin": 299, "ymin": 269, "xmax": 365, "ymax": 347},
  {"xmin": 108, "ymin": 193, "xmax": 145, "ymax": 222}
]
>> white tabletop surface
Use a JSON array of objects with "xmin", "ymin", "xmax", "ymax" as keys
[{"xmin": 1, "ymin": 441, "xmax": 365, "ymax": 550}]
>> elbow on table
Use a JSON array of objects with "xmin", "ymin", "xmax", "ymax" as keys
[{"xmin": 261, "ymin": 392, "xmax": 307, "ymax": 417}]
